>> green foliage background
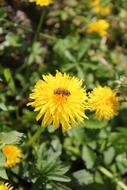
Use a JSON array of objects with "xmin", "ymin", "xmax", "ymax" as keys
[{"xmin": 0, "ymin": 0, "xmax": 127, "ymax": 189}]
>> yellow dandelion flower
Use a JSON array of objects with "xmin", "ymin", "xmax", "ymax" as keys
[
  {"xmin": 2, "ymin": 145, "xmax": 22, "ymax": 168},
  {"xmin": 91, "ymin": 0, "xmax": 111, "ymax": 16},
  {"xmin": 87, "ymin": 19, "xmax": 109, "ymax": 37},
  {"xmin": 91, "ymin": 0, "xmax": 99, "ymax": 7},
  {"xmin": 27, "ymin": 71, "xmax": 87, "ymax": 132},
  {"xmin": 94, "ymin": 6, "xmax": 111, "ymax": 16},
  {"xmin": 29, "ymin": 0, "xmax": 52, "ymax": 6},
  {"xmin": 88, "ymin": 86, "xmax": 119, "ymax": 120},
  {"xmin": 0, "ymin": 182, "xmax": 13, "ymax": 190}
]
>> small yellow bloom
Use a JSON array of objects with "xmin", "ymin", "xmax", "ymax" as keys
[
  {"xmin": 29, "ymin": 0, "xmax": 52, "ymax": 6},
  {"xmin": 88, "ymin": 86, "xmax": 119, "ymax": 120},
  {"xmin": 2, "ymin": 145, "xmax": 22, "ymax": 168},
  {"xmin": 94, "ymin": 6, "xmax": 111, "ymax": 16},
  {"xmin": 0, "ymin": 182, "xmax": 13, "ymax": 190},
  {"xmin": 27, "ymin": 71, "xmax": 87, "ymax": 132},
  {"xmin": 91, "ymin": 0, "xmax": 99, "ymax": 7},
  {"xmin": 91, "ymin": 0, "xmax": 111, "ymax": 16},
  {"xmin": 87, "ymin": 19, "xmax": 109, "ymax": 37}
]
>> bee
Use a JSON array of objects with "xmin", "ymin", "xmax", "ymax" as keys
[{"xmin": 54, "ymin": 88, "xmax": 71, "ymax": 96}]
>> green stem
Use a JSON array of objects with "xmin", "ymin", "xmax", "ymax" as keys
[
  {"xmin": 64, "ymin": 146, "xmax": 81, "ymax": 157},
  {"xmin": 98, "ymin": 166, "xmax": 127, "ymax": 190},
  {"xmin": 2, "ymin": 18, "xmax": 56, "ymax": 42},
  {"xmin": 33, "ymin": 8, "xmax": 46, "ymax": 41},
  {"xmin": 22, "ymin": 9, "xmax": 46, "ymax": 70},
  {"xmin": 26, "ymin": 126, "xmax": 45, "ymax": 147},
  {"xmin": 98, "ymin": 166, "xmax": 113, "ymax": 178},
  {"xmin": 117, "ymin": 182, "xmax": 127, "ymax": 190}
]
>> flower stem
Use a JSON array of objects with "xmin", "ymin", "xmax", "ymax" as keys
[
  {"xmin": 64, "ymin": 146, "xmax": 81, "ymax": 157},
  {"xmin": 2, "ymin": 18, "xmax": 56, "ymax": 42},
  {"xmin": 33, "ymin": 8, "xmax": 46, "ymax": 41},
  {"xmin": 26, "ymin": 126, "xmax": 45, "ymax": 147},
  {"xmin": 98, "ymin": 166, "xmax": 127, "ymax": 190},
  {"xmin": 22, "ymin": 9, "xmax": 47, "ymax": 70}
]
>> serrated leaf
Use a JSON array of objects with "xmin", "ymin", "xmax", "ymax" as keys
[
  {"xmin": 0, "ymin": 131, "xmax": 24, "ymax": 145},
  {"xmin": 73, "ymin": 169, "xmax": 94, "ymax": 185},
  {"xmin": 82, "ymin": 145, "xmax": 96, "ymax": 169},
  {"xmin": 0, "ymin": 168, "xmax": 8, "ymax": 179}
]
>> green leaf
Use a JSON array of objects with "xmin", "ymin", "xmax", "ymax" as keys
[
  {"xmin": 77, "ymin": 39, "xmax": 91, "ymax": 61},
  {"xmin": 27, "ymin": 42, "xmax": 44, "ymax": 65},
  {"xmin": 77, "ymin": 65, "xmax": 85, "ymax": 79},
  {"xmin": 0, "ymin": 131, "xmax": 24, "ymax": 145},
  {"xmin": 4, "ymin": 32, "xmax": 22, "ymax": 47},
  {"xmin": 95, "ymin": 171, "xmax": 104, "ymax": 184},
  {"xmin": 0, "ymin": 8, "xmax": 7, "ymax": 20},
  {"xmin": 53, "ymin": 36, "xmax": 78, "ymax": 63},
  {"xmin": 3, "ymin": 68, "xmax": 16, "ymax": 94},
  {"xmin": 100, "ymin": 0, "xmax": 111, "ymax": 6},
  {"xmin": 0, "ymin": 168, "xmax": 8, "ymax": 180},
  {"xmin": 0, "ymin": 103, "xmax": 7, "ymax": 111},
  {"xmin": 35, "ymin": 143, "xmax": 70, "ymax": 185},
  {"xmin": 82, "ymin": 145, "xmax": 96, "ymax": 169},
  {"xmin": 84, "ymin": 118, "xmax": 108, "ymax": 129},
  {"xmin": 68, "ymin": 127, "xmax": 86, "ymax": 146},
  {"xmin": 116, "ymin": 153, "xmax": 127, "ymax": 175},
  {"xmin": 0, "ymin": 152, "xmax": 8, "ymax": 180},
  {"xmin": 48, "ymin": 174, "xmax": 70, "ymax": 182},
  {"xmin": 104, "ymin": 147, "xmax": 115, "ymax": 165},
  {"xmin": 73, "ymin": 169, "xmax": 94, "ymax": 185},
  {"xmin": 0, "ymin": 151, "xmax": 6, "ymax": 167}
]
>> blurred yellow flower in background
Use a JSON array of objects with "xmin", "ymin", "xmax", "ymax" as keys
[
  {"xmin": 2, "ymin": 145, "xmax": 22, "ymax": 168},
  {"xmin": 91, "ymin": 0, "xmax": 111, "ymax": 16},
  {"xmin": 94, "ymin": 6, "xmax": 111, "ymax": 16},
  {"xmin": 27, "ymin": 71, "xmax": 87, "ymax": 132},
  {"xmin": 87, "ymin": 19, "xmax": 109, "ymax": 37},
  {"xmin": 29, "ymin": 0, "xmax": 52, "ymax": 6},
  {"xmin": 0, "ymin": 182, "xmax": 13, "ymax": 190},
  {"xmin": 88, "ymin": 86, "xmax": 119, "ymax": 120}
]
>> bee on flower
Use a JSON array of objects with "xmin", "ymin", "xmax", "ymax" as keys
[
  {"xmin": 28, "ymin": 0, "xmax": 52, "ymax": 6},
  {"xmin": 87, "ymin": 19, "xmax": 109, "ymax": 37},
  {"xmin": 27, "ymin": 71, "xmax": 88, "ymax": 132},
  {"xmin": 2, "ymin": 145, "xmax": 22, "ymax": 168},
  {"xmin": 88, "ymin": 86, "xmax": 119, "ymax": 120},
  {"xmin": 0, "ymin": 182, "xmax": 13, "ymax": 190},
  {"xmin": 91, "ymin": 0, "xmax": 111, "ymax": 16}
]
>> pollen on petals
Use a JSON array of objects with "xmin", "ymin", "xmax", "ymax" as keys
[
  {"xmin": 2, "ymin": 145, "xmax": 22, "ymax": 168},
  {"xmin": 88, "ymin": 86, "xmax": 119, "ymax": 120},
  {"xmin": 27, "ymin": 71, "xmax": 88, "ymax": 132}
]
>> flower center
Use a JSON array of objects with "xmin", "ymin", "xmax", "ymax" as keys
[{"xmin": 54, "ymin": 88, "xmax": 71, "ymax": 96}]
